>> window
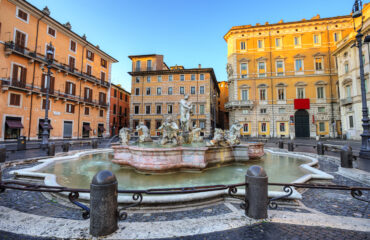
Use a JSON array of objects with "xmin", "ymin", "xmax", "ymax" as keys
[
  {"xmin": 15, "ymin": 30, "xmax": 26, "ymax": 50},
  {"xmin": 70, "ymin": 40, "xmax": 76, "ymax": 52},
  {"xmin": 86, "ymin": 49, "xmax": 94, "ymax": 61},
  {"xmin": 200, "ymin": 105, "xmax": 205, "ymax": 114},
  {"xmin": 199, "ymin": 121, "xmax": 205, "ymax": 129},
  {"xmin": 135, "ymin": 88, "xmax": 140, "ymax": 95},
  {"xmin": 257, "ymin": 39, "xmax": 264, "ymax": 49},
  {"xmin": 279, "ymin": 122, "xmax": 285, "ymax": 132},
  {"xmin": 135, "ymin": 77, "xmax": 140, "ymax": 83},
  {"xmin": 191, "ymin": 74, "xmax": 195, "ymax": 80},
  {"xmin": 147, "ymin": 60, "xmax": 152, "ymax": 71},
  {"xmin": 146, "ymin": 87, "xmax": 151, "ymax": 95},
  {"xmin": 278, "ymin": 108, "xmax": 285, "ymax": 114},
  {"xmin": 200, "ymin": 86, "xmax": 205, "ymax": 94},
  {"xmin": 318, "ymin": 107, "xmax": 325, "ymax": 113},
  {"xmin": 99, "ymin": 109, "xmax": 104, "ymax": 117},
  {"xmin": 319, "ymin": 122, "xmax": 325, "ymax": 132},
  {"xmin": 120, "ymin": 92, "xmax": 123, "ymax": 100},
  {"xmin": 113, "ymin": 104, "xmax": 117, "ymax": 114},
  {"xmin": 84, "ymin": 107, "xmax": 90, "ymax": 115},
  {"xmin": 294, "ymin": 36, "xmax": 301, "ymax": 47},
  {"xmin": 168, "ymin": 87, "xmax": 173, "ymax": 95},
  {"xmin": 17, "ymin": 8, "xmax": 28, "ymax": 22},
  {"xmin": 259, "ymin": 89, "xmax": 266, "ymax": 101},
  {"xmin": 243, "ymin": 124, "xmax": 249, "ymax": 132},
  {"xmin": 65, "ymin": 82, "xmax": 76, "ymax": 95},
  {"xmin": 147, "ymin": 76, "xmax": 151, "ymax": 83},
  {"xmin": 180, "ymin": 87, "xmax": 185, "ymax": 94},
  {"xmin": 240, "ymin": 41, "xmax": 246, "ymax": 50},
  {"xmin": 240, "ymin": 63, "xmax": 248, "ymax": 78},
  {"xmin": 260, "ymin": 108, "xmax": 267, "ymax": 114},
  {"xmin": 101, "ymin": 58, "xmax": 107, "ymax": 68},
  {"xmin": 125, "ymin": 95, "xmax": 128, "ymax": 102},
  {"xmin": 11, "ymin": 64, "xmax": 26, "ymax": 83},
  {"xmin": 9, "ymin": 93, "xmax": 21, "ymax": 106},
  {"xmin": 156, "ymin": 120, "xmax": 162, "ymax": 129},
  {"xmin": 66, "ymin": 103, "xmax": 74, "ymax": 113},
  {"xmin": 69, "ymin": 56, "xmax": 75, "ymax": 72},
  {"xmin": 344, "ymin": 63, "xmax": 349, "ymax": 73},
  {"xmin": 297, "ymin": 88, "xmax": 305, "ymax": 99},
  {"xmin": 200, "ymin": 74, "xmax": 204, "ymax": 80},
  {"xmin": 167, "ymin": 104, "xmax": 173, "ymax": 114},
  {"xmin": 261, "ymin": 123, "xmax": 267, "ymax": 132},
  {"xmin": 295, "ymin": 59, "xmax": 303, "ymax": 72},
  {"xmin": 158, "ymin": 75, "xmax": 162, "ymax": 82},
  {"xmin": 99, "ymin": 92, "xmax": 106, "ymax": 104},
  {"xmin": 313, "ymin": 34, "xmax": 320, "ymax": 45},
  {"xmin": 349, "ymin": 116, "xmax": 354, "ymax": 128},
  {"xmin": 156, "ymin": 105, "xmax": 162, "ymax": 114},
  {"xmin": 317, "ymin": 87, "xmax": 324, "ymax": 99},
  {"xmin": 47, "ymin": 26, "xmax": 56, "ymax": 37},
  {"xmin": 84, "ymin": 87, "xmax": 92, "ymax": 101},
  {"xmin": 276, "ymin": 60, "xmax": 284, "ymax": 76},
  {"xmin": 275, "ymin": 38, "xmax": 281, "ymax": 48},
  {"xmin": 101, "ymin": 72, "xmax": 106, "ymax": 81},
  {"xmin": 169, "ymin": 75, "xmax": 173, "ymax": 81},
  {"xmin": 241, "ymin": 89, "xmax": 248, "ymax": 100},
  {"xmin": 134, "ymin": 105, "xmax": 139, "ymax": 114},
  {"xmin": 180, "ymin": 75, "xmax": 185, "ymax": 81},
  {"xmin": 334, "ymin": 32, "xmax": 339, "ymax": 42},
  {"xmin": 86, "ymin": 65, "xmax": 92, "ymax": 76},
  {"xmin": 258, "ymin": 62, "xmax": 266, "ymax": 77},
  {"xmin": 136, "ymin": 61, "xmax": 141, "ymax": 71},
  {"xmin": 63, "ymin": 121, "xmax": 73, "ymax": 138},
  {"xmin": 113, "ymin": 89, "xmax": 117, "ymax": 98},
  {"xmin": 157, "ymin": 87, "xmax": 162, "ymax": 95},
  {"xmin": 146, "ymin": 105, "xmax": 151, "ymax": 114},
  {"xmin": 315, "ymin": 58, "xmax": 323, "ymax": 71},
  {"xmin": 191, "ymin": 86, "xmax": 196, "ymax": 94},
  {"xmin": 278, "ymin": 88, "xmax": 285, "ymax": 100},
  {"xmin": 191, "ymin": 105, "xmax": 196, "ymax": 114},
  {"xmin": 346, "ymin": 85, "xmax": 351, "ymax": 98},
  {"xmin": 4, "ymin": 116, "xmax": 22, "ymax": 139}
]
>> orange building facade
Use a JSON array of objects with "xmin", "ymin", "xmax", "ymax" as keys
[
  {"xmin": 0, "ymin": 0, "xmax": 118, "ymax": 141},
  {"xmin": 109, "ymin": 83, "xmax": 130, "ymax": 136},
  {"xmin": 218, "ymin": 81, "xmax": 229, "ymax": 129}
]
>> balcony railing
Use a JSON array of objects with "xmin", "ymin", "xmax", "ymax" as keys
[
  {"xmin": 225, "ymin": 100, "xmax": 254, "ymax": 110},
  {"xmin": 340, "ymin": 97, "xmax": 353, "ymax": 106}
]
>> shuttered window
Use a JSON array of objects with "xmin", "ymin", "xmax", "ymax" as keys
[
  {"xmin": 65, "ymin": 82, "xmax": 76, "ymax": 95},
  {"xmin": 86, "ymin": 65, "xmax": 92, "ymax": 75},
  {"xmin": 66, "ymin": 104, "xmax": 75, "ymax": 113},
  {"xmin": 69, "ymin": 56, "xmax": 75, "ymax": 72},
  {"xmin": 12, "ymin": 64, "xmax": 27, "ymax": 83},
  {"xmin": 17, "ymin": 8, "xmax": 28, "ymax": 22},
  {"xmin": 47, "ymin": 26, "xmax": 56, "ymax": 37},
  {"xmin": 86, "ymin": 49, "xmax": 94, "ymax": 61},
  {"xmin": 63, "ymin": 121, "xmax": 73, "ymax": 138},
  {"xmin": 70, "ymin": 40, "xmax": 76, "ymax": 52},
  {"xmin": 101, "ymin": 72, "xmax": 106, "ymax": 81},
  {"xmin": 15, "ymin": 30, "xmax": 26, "ymax": 49},
  {"xmin": 9, "ymin": 93, "xmax": 21, "ymax": 106},
  {"xmin": 84, "ymin": 107, "xmax": 90, "ymax": 115},
  {"xmin": 101, "ymin": 58, "xmax": 107, "ymax": 68}
]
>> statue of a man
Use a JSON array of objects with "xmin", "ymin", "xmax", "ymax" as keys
[
  {"xmin": 136, "ymin": 122, "xmax": 152, "ymax": 143},
  {"xmin": 119, "ymin": 128, "xmax": 131, "ymax": 145},
  {"xmin": 226, "ymin": 63, "xmax": 233, "ymax": 77},
  {"xmin": 158, "ymin": 116, "xmax": 179, "ymax": 145},
  {"xmin": 226, "ymin": 121, "xmax": 242, "ymax": 145},
  {"xmin": 179, "ymin": 95, "xmax": 192, "ymax": 132}
]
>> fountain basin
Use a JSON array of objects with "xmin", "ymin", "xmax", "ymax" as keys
[{"xmin": 112, "ymin": 143, "xmax": 264, "ymax": 172}]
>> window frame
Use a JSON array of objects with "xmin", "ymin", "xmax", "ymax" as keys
[
  {"xmin": 16, "ymin": 7, "xmax": 29, "ymax": 23},
  {"xmin": 47, "ymin": 25, "xmax": 57, "ymax": 38},
  {"xmin": 69, "ymin": 39, "xmax": 77, "ymax": 53},
  {"xmin": 8, "ymin": 92, "xmax": 22, "ymax": 107}
]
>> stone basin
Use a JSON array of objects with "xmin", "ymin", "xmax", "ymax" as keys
[{"xmin": 112, "ymin": 142, "xmax": 264, "ymax": 172}]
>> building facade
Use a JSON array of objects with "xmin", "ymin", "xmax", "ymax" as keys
[
  {"xmin": 109, "ymin": 83, "xmax": 130, "ymax": 136},
  {"xmin": 333, "ymin": 3, "xmax": 370, "ymax": 140},
  {"xmin": 224, "ymin": 15, "xmax": 352, "ymax": 138},
  {"xmin": 0, "ymin": 0, "xmax": 117, "ymax": 141},
  {"xmin": 129, "ymin": 54, "xmax": 219, "ymax": 138},
  {"xmin": 218, "ymin": 81, "xmax": 229, "ymax": 129}
]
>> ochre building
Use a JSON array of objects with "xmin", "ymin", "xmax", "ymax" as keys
[
  {"xmin": 109, "ymin": 83, "xmax": 130, "ymax": 136},
  {"xmin": 224, "ymin": 14, "xmax": 352, "ymax": 138},
  {"xmin": 218, "ymin": 81, "xmax": 229, "ymax": 129},
  {"xmin": 0, "ymin": 0, "xmax": 118, "ymax": 141},
  {"xmin": 129, "ymin": 54, "xmax": 219, "ymax": 138}
]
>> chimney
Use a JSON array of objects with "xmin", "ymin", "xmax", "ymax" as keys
[{"xmin": 198, "ymin": 64, "xmax": 201, "ymax": 69}]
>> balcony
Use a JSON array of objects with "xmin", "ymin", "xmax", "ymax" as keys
[
  {"xmin": 225, "ymin": 100, "xmax": 254, "ymax": 110},
  {"xmin": 1, "ymin": 78, "xmax": 31, "ymax": 92},
  {"xmin": 99, "ymin": 100, "xmax": 109, "ymax": 108},
  {"xmin": 340, "ymin": 97, "xmax": 353, "ymax": 106}
]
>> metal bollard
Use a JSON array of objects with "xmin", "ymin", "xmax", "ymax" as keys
[
  {"xmin": 317, "ymin": 142, "xmax": 324, "ymax": 155},
  {"xmin": 47, "ymin": 143, "xmax": 55, "ymax": 156},
  {"xmin": 92, "ymin": 140, "xmax": 98, "ymax": 149},
  {"xmin": 246, "ymin": 165, "xmax": 268, "ymax": 219},
  {"xmin": 62, "ymin": 142, "xmax": 70, "ymax": 152},
  {"xmin": 340, "ymin": 145, "xmax": 353, "ymax": 168},
  {"xmin": 0, "ymin": 145, "xmax": 6, "ymax": 163},
  {"xmin": 90, "ymin": 170, "xmax": 118, "ymax": 237},
  {"xmin": 288, "ymin": 142, "xmax": 294, "ymax": 152},
  {"xmin": 278, "ymin": 140, "xmax": 284, "ymax": 149}
]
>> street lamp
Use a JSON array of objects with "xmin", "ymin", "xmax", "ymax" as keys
[
  {"xmin": 41, "ymin": 42, "xmax": 54, "ymax": 149},
  {"xmin": 352, "ymin": 0, "xmax": 370, "ymax": 171}
]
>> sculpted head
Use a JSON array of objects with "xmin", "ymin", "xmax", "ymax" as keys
[{"xmin": 184, "ymin": 94, "xmax": 189, "ymax": 100}]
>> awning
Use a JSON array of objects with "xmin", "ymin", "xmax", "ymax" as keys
[
  {"xmin": 6, "ymin": 120, "xmax": 24, "ymax": 129},
  {"xmin": 98, "ymin": 126, "xmax": 106, "ymax": 132},
  {"xmin": 83, "ymin": 125, "xmax": 92, "ymax": 131},
  {"xmin": 39, "ymin": 122, "xmax": 53, "ymax": 129}
]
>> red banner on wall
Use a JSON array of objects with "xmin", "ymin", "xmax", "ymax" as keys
[{"xmin": 294, "ymin": 99, "xmax": 310, "ymax": 109}]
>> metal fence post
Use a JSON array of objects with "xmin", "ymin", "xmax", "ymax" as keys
[
  {"xmin": 90, "ymin": 170, "xmax": 118, "ymax": 237},
  {"xmin": 317, "ymin": 142, "xmax": 324, "ymax": 155},
  {"xmin": 278, "ymin": 140, "xmax": 284, "ymax": 149},
  {"xmin": 246, "ymin": 165, "xmax": 268, "ymax": 219},
  {"xmin": 340, "ymin": 145, "xmax": 353, "ymax": 168},
  {"xmin": 288, "ymin": 141, "xmax": 294, "ymax": 152},
  {"xmin": 0, "ymin": 145, "xmax": 6, "ymax": 163},
  {"xmin": 47, "ymin": 143, "xmax": 55, "ymax": 156}
]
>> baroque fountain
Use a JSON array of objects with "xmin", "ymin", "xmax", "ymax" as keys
[{"xmin": 112, "ymin": 95, "xmax": 264, "ymax": 172}]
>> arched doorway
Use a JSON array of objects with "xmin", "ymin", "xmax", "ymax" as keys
[{"xmin": 294, "ymin": 110, "xmax": 310, "ymax": 138}]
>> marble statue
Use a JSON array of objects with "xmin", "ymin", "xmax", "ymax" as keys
[
  {"xmin": 207, "ymin": 128, "xmax": 228, "ymax": 147},
  {"xmin": 226, "ymin": 63, "xmax": 233, "ymax": 77},
  {"xmin": 226, "ymin": 121, "xmax": 242, "ymax": 145},
  {"xmin": 136, "ymin": 122, "xmax": 152, "ymax": 143},
  {"xmin": 158, "ymin": 116, "xmax": 180, "ymax": 145},
  {"xmin": 190, "ymin": 127, "xmax": 203, "ymax": 143},
  {"xmin": 179, "ymin": 95, "xmax": 193, "ymax": 132},
  {"xmin": 119, "ymin": 128, "xmax": 131, "ymax": 145}
]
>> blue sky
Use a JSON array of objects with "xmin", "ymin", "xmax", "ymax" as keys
[{"xmin": 29, "ymin": 0, "xmax": 355, "ymax": 91}]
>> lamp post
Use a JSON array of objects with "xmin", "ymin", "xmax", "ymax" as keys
[
  {"xmin": 352, "ymin": 0, "xmax": 370, "ymax": 171},
  {"xmin": 41, "ymin": 42, "xmax": 54, "ymax": 149}
]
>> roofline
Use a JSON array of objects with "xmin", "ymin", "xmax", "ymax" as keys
[
  {"xmin": 128, "ymin": 54, "xmax": 160, "ymax": 60},
  {"xmin": 111, "ymin": 83, "xmax": 131, "ymax": 95},
  {"xmin": 224, "ymin": 15, "xmax": 352, "ymax": 41},
  {"xmin": 16, "ymin": 0, "xmax": 118, "ymax": 62}
]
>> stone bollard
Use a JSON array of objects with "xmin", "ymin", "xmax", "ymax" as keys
[
  {"xmin": 0, "ymin": 145, "xmax": 6, "ymax": 163},
  {"xmin": 340, "ymin": 145, "xmax": 353, "ymax": 168},
  {"xmin": 288, "ymin": 142, "xmax": 294, "ymax": 152},
  {"xmin": 245, "ymin": 165, "xmax": 268, "ymax": 219},
  {"xmin": 278, "ymin": 140, "xmax": 284, "ymax": 149},
  {"xmin": 317, "ymin": 142, "xmax": 324, "ymax": 155},
  {"xmin": 62, "ymin": 142, "xmax": 70, "ymax": 152},
  {"xmin": 92, "ymin": 140, "xmax": 98, "ymax": 149},
  {"xmin": 47, "ymin": 143, "xmax": 55, "ymax": 156},
  {"xmin": 90, "ymin": 170, "xmax": 118, "ymax": 237}
]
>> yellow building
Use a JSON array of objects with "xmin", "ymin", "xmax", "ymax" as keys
[
  {"xmin": 224, "ymin": 14, "xmax": 352, "ymax": 138},
  {"xmin": 0, "ymin": 0, "xmax": 118, "ymax": 140}
]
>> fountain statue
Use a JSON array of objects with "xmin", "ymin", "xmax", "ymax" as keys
[
  {"xmin": 190, "ymin": 128, "xmax": 203, "ymax": 143},
  {"xmin": 179, "ymin": 95, "xmax": 193, "ymax": 143},
  {"xmin": 119, "ymin": 128, "xmax": 131, "ymax": 145},
  {"xmin": 207, "ymin": 128, "xmax": 228, "ymax": 147},
  {"xmin": 225, "ymin": 121, "xmax": 243, "ymax": 145},
  {"xmin": 136, "ymin": 122, "xmax": 152, "ymax": 143},
  {"xmin": 158, "ymin": 116, "xmax": 180, "ymax": 145}
]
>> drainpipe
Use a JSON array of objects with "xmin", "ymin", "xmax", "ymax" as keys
[
  {"xmin": 78, "ymin": 43, "xmax": 88, "ymax": 139},
  {"xmin": 326, "ymin": 24, "xmax": 335, "ymax": 138},
  {"xmin": 28, "ymin": 13, "xmax": 46, "ymax": 140}
]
